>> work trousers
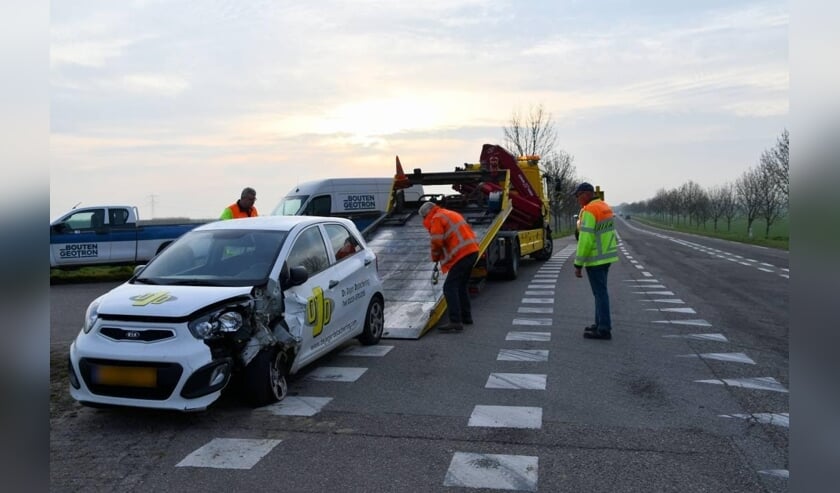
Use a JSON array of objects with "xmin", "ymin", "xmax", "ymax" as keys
[
  {"xmin": 443, "ymin": 252, "xmax": 478, "ymax": 324},
  {"xmin": 585, "ymin": 263, "xmax": 612, "ymax": 332}
]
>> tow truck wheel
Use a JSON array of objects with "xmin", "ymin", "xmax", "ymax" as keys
[
  {"xmin": 244, "ymin": 346, "xmax": 289, "ymax": 407},
  {"xmin": 358, "ymin": 295, "xmax": 384, "ymax": 345},
  {"xmin": 506, "ymin": 243, "xmax": 520, "ymax": 280},
  {"xmin": 533, "ymin": 230, "xmax": 553, "ymax": 260}
]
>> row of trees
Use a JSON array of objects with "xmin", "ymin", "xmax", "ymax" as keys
[
  {"xmin": 501, "ymin": 104, "xmax": 788, "ymax": 240},
  {"xmin": 623, "ymin": 129, "xmax": 789, "ymax": 238}
]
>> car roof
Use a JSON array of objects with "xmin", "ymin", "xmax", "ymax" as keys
[{"xmin": 195, "ymin": 215, "xmax": 358, "ymax": 232}]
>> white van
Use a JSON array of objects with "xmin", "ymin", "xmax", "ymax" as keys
[{"xmin": 272, "ymin": 177, "xmax": 423, "ymax": 232}]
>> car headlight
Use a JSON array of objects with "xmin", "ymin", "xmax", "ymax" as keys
[
  {"xmin": 83, "ymin": 299, "xmax": 101, "ymax": 333},
  {"xmin": 188, "ymin": 310, "xmax": 244, "ymax": 339}
]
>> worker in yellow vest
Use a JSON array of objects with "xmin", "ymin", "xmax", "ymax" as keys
[
  {"xmin": 221, "ymin": 187, "xmax": 259, "ymax": 220},
  {"xmin": 573, "ymin": 182, "xmax": 619, "ymax": 340},
  {"xmin": 419, "ymin": 201, "xmax": 479, "ymax": 332}
]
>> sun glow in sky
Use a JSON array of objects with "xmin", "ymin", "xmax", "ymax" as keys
[{"xmin": 50, "ymin": 0, "xmax": 788, "ymax": 220}]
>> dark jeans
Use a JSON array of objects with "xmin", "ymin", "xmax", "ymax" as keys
[
  {"xmin": 585, "ymin": 263, "xmax": 612, "ymax": 332},
  {"xmin": 443, "ymin": 252, "xmax": 478, "ymax": 324}
]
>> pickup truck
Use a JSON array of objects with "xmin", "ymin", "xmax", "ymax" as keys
[{"xmin": 50, "ymin": 205, "xmax": 208, "ymax": 268}]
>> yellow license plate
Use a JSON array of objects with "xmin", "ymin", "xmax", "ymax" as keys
[{"xmin": 94, "ymin": 365, "xmax": 157, "ymax": 387}]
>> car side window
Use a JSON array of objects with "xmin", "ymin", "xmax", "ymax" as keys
[
  {"xmin": 60, "ymin": 209, "xmax": 105, "ymax": 231},
  {"xmin": 109, "ymin": 208, "xmax": 129, "ymax": 226},
  {"xmin": 286, "ymin": 226, "xmax": 330, "ymax": 275},
  {"xmin": 324, "ymin": 224, "xmax": 361, "ymax": 262}
]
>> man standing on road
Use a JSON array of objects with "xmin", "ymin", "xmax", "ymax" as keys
[
  {"xmin": 573, "ymin": 182, "xmax": 619, "ymax": 340},
  {"xmin": 419, "ymin": 201, "xmax": 479, "ymax": 332},
  {"xmin": 220, "ymin": 187, "xmax": 259, "ymax": 220}
]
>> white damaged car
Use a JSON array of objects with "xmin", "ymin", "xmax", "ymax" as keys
[{"xmin": 68, "ymin": 216, "xmax": 385, "ymax": 411}]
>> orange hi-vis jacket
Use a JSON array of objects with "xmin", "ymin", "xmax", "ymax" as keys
[
  {"xmin": 220, "ymin": 202, "xmax": 259, "ymax": 220},
  {"xmin": 422, "ymin": 205, "xmax": 479, "ymax": 273}
]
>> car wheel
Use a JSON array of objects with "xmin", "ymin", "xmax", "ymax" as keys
[
  {"xmin": 506, "ymin": 242, "xmax": 520, "ymax": 280},
  {"xmin": 244, "ymin": 346, "xmax": 289, "ymax": 407},
  {"xmin": 358, "ymin": 296, "xmax": 384, "ymax": 345}
]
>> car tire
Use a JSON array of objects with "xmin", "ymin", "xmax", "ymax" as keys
[
  {"xmin": 244, "ymin": 346, "xmax": 289, "ymax": 407},
  {"xmin": 357, "ymin": 295, "xmax": 384, "ymax": 346}
]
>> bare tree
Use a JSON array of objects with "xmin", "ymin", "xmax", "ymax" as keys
[
  {"xmin": 503, "ymin": 104, "xmax": 578, "ymax": 232},
  {"xmin": 735, "ymin": 167, "xmax": 763, "ymax": 237},
  {"xmin": 708, "ymin": 184, "xmax": 736, "ymax": 231},
  {"xmin": 757, "ymin": 153, "xmax": 786, "ymax": 238},
  {"xmin": 766, "ymin": 129, "xmax": 789, "ymax": 202}
]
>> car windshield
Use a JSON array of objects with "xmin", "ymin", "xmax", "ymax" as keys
[
  {"xmin": 134, "ymin": 229, "xmax": 288, "ymax": 287},
  {"xmin": 272, "ymin": 195, "xmax": 307, "ymax": 215}
]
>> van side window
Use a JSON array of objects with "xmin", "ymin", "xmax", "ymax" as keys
[
  {"xmin": 286, "ymin": 226, "xmax": 329, "ymax": 275},
  {"xmin": 309, "ymin": 195, "xmax": 331, "ymax": 216},
  {"xmin": 324, "ymin": 224, "xmax": 361, "ymax": 262}
]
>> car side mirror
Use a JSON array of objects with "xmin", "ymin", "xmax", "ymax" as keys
[
  {"xmin": 133, "ymin": 265, "xmax": 146, "ymax": 276},
  {"xmin": 287, "ymin": 266, "xmax": 308, "ymax": 287}
]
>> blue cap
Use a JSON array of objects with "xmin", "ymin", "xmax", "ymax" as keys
[{"xmin": 572, "ymin": 182, "xmax": 595, "ymax": 195}]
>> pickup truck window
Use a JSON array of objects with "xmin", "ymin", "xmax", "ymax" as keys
[
  {"xmin": 60, "ymin": 209, "xmax": 106, "ymax": 231},
  {"xmin": 109, "ymin": 208, "xmax": 129, "ymax": 225}
]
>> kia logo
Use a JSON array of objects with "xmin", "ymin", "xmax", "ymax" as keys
[{"xmin": 126, "ymin": 331, "xmax": 140, "ymax": 339}]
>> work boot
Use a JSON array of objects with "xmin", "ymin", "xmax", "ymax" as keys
[
  {"xmin": 584, "ymin": 324, "xmax": 598, "ymax": 333},
  {"xmin": 583, "ymin": 330, "xmax": 612, "ymax": 340},
  {"xmin": 438, "ymin": 322, "xmax": 464, "ymax": 332}
]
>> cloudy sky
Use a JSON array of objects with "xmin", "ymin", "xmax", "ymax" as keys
[{"xmin": 49, "ymin": 0, "xmax": 788, "ymax": 220}]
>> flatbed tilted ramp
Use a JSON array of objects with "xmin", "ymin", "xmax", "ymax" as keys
[{"xmin": 365, "ymin": 202, "xmax": 511, "ymax": 339}]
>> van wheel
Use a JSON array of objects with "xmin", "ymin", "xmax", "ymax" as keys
[
  {"xmin": 243, "ymin": 346, "xmax": 289, "ymax": 407},
  {"xmin": 358, "ymin": 296, "xmax": 384, "ymax": 345}
]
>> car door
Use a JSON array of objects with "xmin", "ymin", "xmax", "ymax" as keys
[
  {"xmin": 322, "ymin": 223, "xmax": 371, "ymax": 337},
  {"xmin": 282, "ymin": 224, "xmax": 347, "ymax": 369},
  {"xmin": 107, "ymin": 207, "xmax": 138, "ymax": 262},
  {"xmin": 50, "ymin": 208, "xmax": 112, "ymax": 266}
]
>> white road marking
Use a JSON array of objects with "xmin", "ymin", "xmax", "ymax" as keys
[
  {"xmin": 443, "ymin": 452, "xmax": 539, "ymax": 491},
  {"xmin": 468, "ymin": 405, "xmax": 543, "ymax": 429},
  {"xmin": 521, "ymin": 298, "xmax": 554, "ymax": 304},
  {"xmin": 261, "ymin": 396, "xmax": 333, "ymax": 416},
  {"xmin": 695, "ymin": 377, "xmax": 788, "ymax": 393},
  {"xmin": 513, "ymin": 318, "xmax": 552, "ymax": 326},
  {"xmin": 720, "ymin": 412, "xmax": 789, "ymax": 427},
  {"xmin": 634, "ymin": 291, "xmax": 675, "ymax": 295},
  {"xmin": 663, "ymin": 333, "xmax": 728, "ymax": 342},
  {"xmin": 653, "ymin": 319, "xmax": 711, "ymax": 327},
  {"xmin": 518, "ymin": 307, "xmax": 553, "ymax": 314},
  {"xmin": 176, "ymin": 438, "xmax": 281, "ymax": 469},
  {"xmin": 497, "ymin": 349, "xmax": 549, "ymax": 362},
  {"xmin": 486, "ymin": 373, "xmax": 547, "ymax": 390},
  {"xmin": 506, "ymin": 331, "xmax": 551, "ymax": 342},
  {"xmin": 677, "ymin": 352, "xmax": 756, "ymax": 364},
  {"xmin": 758, "ymin": 469, "xmax": 789, "ymax": 479},
  {"xmin": 640, "ymin": 298, "xmax": 685, "ymax": 304},
  {"xmin": 646, "ymin": 307, "xmax": 696, "ymax": 314}
]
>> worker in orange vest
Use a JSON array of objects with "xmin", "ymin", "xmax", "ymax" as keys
[
  {"xmin": 220, "ymin": 187, "xmax": 259, "ymax": 220},
  {"xmin": 419, "ymin": 201, "xmax": 480, "ymax": 332}
]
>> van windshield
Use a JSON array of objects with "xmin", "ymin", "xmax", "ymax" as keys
[{"xmin": 272, "ymin": 195, "xmax": 308, "ymax": 215}]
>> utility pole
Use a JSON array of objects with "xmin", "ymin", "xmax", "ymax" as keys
[{"xmin": 147, "ymin": 194, "xmax": 158, "ymax": 218}]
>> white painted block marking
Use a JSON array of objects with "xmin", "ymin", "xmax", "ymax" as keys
[
  {"xmin": 468, "ymin": 405, "xmax": 543, "ymax": 429},
  {"xmin": 640, "ymin": 298, "xmax": 685, "ymax": 304},
  {"xmin": 506, "ymin": 331, "xmax": 551, "ymax": 342},
  {"xmin": 645, "ymin": 307, "xmax": 696, "ymax": 314},
  {"xmin": 521, "ymin": 298, "xmax": 554, "ymax": 304},
  {"xmin": 486, "ymin": 373, "xmax": 547, "ymax": 390},
  {"xmin": 695, "ymin": 377, "xmax": 788, "ymax": 393},
  {"xmin": 305, "ymin": 366, "xmax": 368, "ymax": 382},
  {"xmin": 518, "ymin": 306, "xmax": 553, "ymax": 314},
  {"xmin": 624, "ymin": 279, "xmax": 660, "ymax": 283},
  {"xmin": 443, "ymin": 452, "xmax": 539, "ymax": 491},
  {"xmin": 497, "ymin": 349, "xmax": 549, "ymax": 362},
  {"xmin": 634, "ymin": 291, "xmax": 675, "ymax": 295},
  {"xmin": 630, "ymin": 284, "xmax": 666, "ymax": 289},
  {"xmin": 176, "ymin": 438, "xmax": 281, "ymax": 469},
  {"xmin": 780, "ymin": 274, "xmax": 789, "ymax": 279},
  {"xmin": 525, "ymin": 290, "xmax": 555, "ymax": 296},
  {"xmin": 635, "ymin": 264, "xmax": 645, "ymax": 269},
  {"xmin": 677, "ymin": 352, "xmax": 756, "ymax": 364},
  {"xmin": 758, "ymin": 469, "xmax": 789, "ymax": 479},
  {"xmin": 263, "ymin": 396, "xmax": 333, "ymax": 416},
  {"xmin": 758, "ymin": 268, "xmax": 774, "ymax": 273},
  {"xmin": 719, "ymin": 412, "xmax": 788, "ymax": 427},
  {"xmin": 512, "ymin": 318, "xmax": 552, "ymax": 326},
  {"xmin": 341, "ymin": 345, "xmax": 394, "ymax": 357},
  {"xmin": 533, "ymin": 274, "xmax": 558, "ymax": 279},
  {"xmin": 663, "ymin": 333, "xmax": 728, "ymax": 342},
  {"xmin": 653, "ymin": 319, "xmax": 711, "ymax": 327},
  {"xmin": 642, "ymin": 272, "xmax": 653, "ymax": 277}
]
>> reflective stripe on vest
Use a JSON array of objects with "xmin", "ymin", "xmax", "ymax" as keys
[
  {"xmin": 575, "ymin": 199, "xmax": 618, "ymax": 267},
  {"xmin": 435, "ymin": 211, "xmax": 479, "ymax": 269}
]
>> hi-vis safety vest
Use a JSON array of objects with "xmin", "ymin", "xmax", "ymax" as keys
[
  {"xmin": 220, "ymin": 202, "xmax": 259, "ymax": 220},
  {"xmin": 422, "ymin": 205, "xmax": 479, "ymax": 273},
  {"xmin": 574, "ymin": 199, "xmax": 618, "ymax": 267}
]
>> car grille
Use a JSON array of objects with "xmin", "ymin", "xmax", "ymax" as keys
[
  {"xmin": 99, "ymin": 327, "xmax": 175, "ymax": 342},
  {"xmin": 79, "ymin": 358, "xmax": 183, "ymax": 400}
]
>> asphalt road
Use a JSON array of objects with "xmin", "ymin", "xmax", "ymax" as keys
[{"xmin": 50, "ymin": 222, "xmax": 789, "ymax": 492}]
